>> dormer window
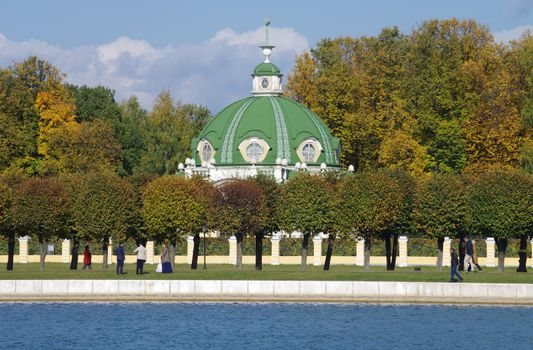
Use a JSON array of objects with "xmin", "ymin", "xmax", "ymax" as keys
[
  {"xmin": 238, "ymin": 138, "xmax": 270, "ymax": 164},
  {"xmin": 197, "ymin": 139, "xmax": 215, "ymax": 164},
  {"xmin": 297, "ymin": 139, "xmax": 322, "ymax": 163}
]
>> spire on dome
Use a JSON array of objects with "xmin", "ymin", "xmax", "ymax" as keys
[{"xmin": 260, "ymin": 18, "xmax": 275, "ymax": 63}]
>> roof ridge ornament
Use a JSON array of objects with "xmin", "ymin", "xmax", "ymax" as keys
[{"xmin": 260, "ymin": 18, "xmax": 274, "ymax": 63}]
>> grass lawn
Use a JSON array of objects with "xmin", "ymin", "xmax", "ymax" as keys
[{"xmin": 1, "ymin": 263, "xmax": 533, "ymax": 283}]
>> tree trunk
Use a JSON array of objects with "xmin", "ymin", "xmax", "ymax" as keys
[
  {"xmin": 191, "ymin": 233, "xmax": 200, "ymax": 269},
  {"xmin": 458, "ymin": 236, "xmax": 466, "ymax": 271},
  {"xmin": 364, "ymin": 239, "xmax": 371, "ymax": 271},
  {"xmin": 102, "ymin": 241, "xmax": 109, "ymax": 270},
  {"xmin": 70, "ymin": 239, "xmax": 79, "ymax": 270},
  {"xmin": 436, "ymin": 237, "xmax": 444, "ymax": 272},
  {"xmin": 169, "ymin": 241, "xmax": 176, "ymax": 272},
  {"xmin": 391, "ymin": 233, "xmax": 398, "ymax": 270},
  {"xmin": 517, "ymin": 235, "xmax": 527, "ymax": 273},
  {"xmin": 495, "ymin": 238, "xmax": 508, "ymax": 273},
  {"xmin": 6, "ymin": 233, "xmax": 15, "ymax": 271},
  {"xmin": 236, "ymin": 233, "xmax": 243, "ymax": 269},
  {"xmin": 300, "ymin": 233, "xmax": 309, "ymax": 271},
  {"xmin": 385, "ymin": 233, "xmax": 392, "ymax": 270},
  {"xmin": 39, "ymin": 238, "xmax": 47, "ymax": 272},
  {"xmin": 255, "ymin": 233, "xmax": 263, "ymax": 270},
  {"xmin": 324, "ymin": 234, "xmax": 335, "ymax": 271}
]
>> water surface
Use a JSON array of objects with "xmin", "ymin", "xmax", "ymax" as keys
[{"xmin": 0, "ymin": 302, "xmax": 531, "ymax": 349}]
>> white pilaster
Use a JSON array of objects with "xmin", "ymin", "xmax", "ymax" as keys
[
  {"xmin": 270, "ymin": 235, "xmax": 280, "ymax": 265},
  {"xmin": 61, "ymin": 239, "xmax": 70, "ymax": 263},
  {"xmin": 187, "ymin": 236, "xmax": 194, "ymax": 265},
  {"xmin": 146, "ymin": 241, "xmax": 154, "ymax": 264},
  {"xmin": 443, "ymin": 237, "xmax": 451, "ymax": 267},
  {"xmin": 107, "ymin": 239, "xmax": 113, "ymax": 265},
  {"xmin": 313, "ymin": 235, "xmax": 322, "ymax": 266},
  {"xmin": 486, "ymin": 237, "xmax": 496, "ymax": 267},
  {"xmin": 228, "ymin": 236, "xmax": 237, "ymax": 265},
  {"xmin": 355, "ymin": 238, "xmax": 365, "ymax": 266},
  {"xmin": 18, "ymin": 236, "xmax": 29, "ymax": 264},
  {"xmin": 398, "ymin": 236, "xmax": 408, "ymax": 267}
]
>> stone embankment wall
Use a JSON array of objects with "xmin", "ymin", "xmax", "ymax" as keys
[{"xmin": 1, "ymin": 280, "xmax": 532, "ymax": 304}]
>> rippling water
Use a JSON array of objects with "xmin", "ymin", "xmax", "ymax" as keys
[{"xmin": 0, "ymin": 302, "xmax": 532, "ymax": 349}]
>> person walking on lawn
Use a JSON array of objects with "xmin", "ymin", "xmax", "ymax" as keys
[
  {"xmin": 450, "ymin": 247, "xmax": 463, "ymax": 282},
  {"xmin": 116, "ymin": 242, "xmax": 125, "ymax": 275},
  {"xmin": 83, "ymin": 245, "xmax": 92, "ymax": 270},
  {"xmin": 465, "ymin": 237, "xmax": 475, "ymax": 272},
  {"xmin": 134, "ymin": 242, "xmax": 147, "ymax": 274}
]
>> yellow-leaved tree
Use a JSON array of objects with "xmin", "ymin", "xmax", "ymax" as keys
[{"xmin": 35, "ymin": 81, "xmax": 77, "ymax": 159}]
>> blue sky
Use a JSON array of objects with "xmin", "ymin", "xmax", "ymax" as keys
[{"xmin": 1, "ymin": 0, "xmax": 533, "ymax": 112}]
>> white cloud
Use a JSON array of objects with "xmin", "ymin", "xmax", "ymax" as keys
[
  {"xmin": 0, "ymin": 27, "xmax": 309, "ymax": 113},
  {"xmin": 493, "ymin": 25, "xmax": 533, "ymax": 42}
]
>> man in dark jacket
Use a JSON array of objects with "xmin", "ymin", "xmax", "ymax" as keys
[
  {"xmin": 465, "ymin": 237, "xmax": 475, "ymax": 272},
  {"xmin": 116, "ymin": 242, "xmax": 125, "ymax": 275},
  {"xmin": 450, "ymin": 247, "xmax": 463, "ymax": 282}
]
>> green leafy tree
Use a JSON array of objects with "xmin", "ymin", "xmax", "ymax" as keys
[
  {"xmin": 0, "ymin": 181, "xmax": 15, "ymax": 270},
  {"xmin": 210, "ymin": 179, "xmax": 267, "ymax": 269},
  {"xmin": 140, "ymin": 91, "xmax": 211, "ymax": 175},
  {"xmin": 12, "ymin": 177, "xmax": 69, "ymax": 271},
  {"xmin": 337, "ymin": 172, "xmax": 401, "ymax": 270},
  {"xmin": 142, "ymin": 176, "xmax": 209, "ymax": 270},
  {"xmin": 250, "ymin": 174, "xmax": 280, "ymax": 270},
  {"xmin": 70, "ymin": 173, "xmax": 138, "ymax": 270},
  {"xmin": 117, "ymin": 97, "xmax": 148, "ymax": 175},
  {"xmin": 383, "ymin": 169, "xmax": 417, "ymax": 270},
  {"xmin": 278, "ymin": 173, "xmax": 335, "ymax": 271},
  {"xmin": 466, "ymin": 170, "xmax": 533, "ymax": 272},
  {"xmin": 415, "ymin": 174, "xmax": 468, "ymax": 272}
]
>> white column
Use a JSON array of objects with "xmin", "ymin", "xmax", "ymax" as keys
[
  {"xmin": 187, "ymin": 236, "xmax": 194, "ymax": 265},
  {"xmin": 355, "ymin": 238, "xmax": 364, "ymax": 266},
  {"xmin": 486, "ymin": 237, "xmax": 496, "ymax": 267},
  {"xmin": 228, "ymin": 235, "xmax": 237, "ymax": 265},
  {"xmin": 398, "ymin": 236, "xmax": 408, "ymax": 267},
  {"xmin": 146, "ymin": 241, "xmax": 154, "ymax": 264},
  {"xmin": 18, "ymin": 236, "xmax": 30, "ymax": 264},
  {"xmin": 61, "ymin": 239, "xmax": 70, "ymax": 263},
  {"xmin": 270, "ymin": 235, "xmax": 280, "ymax": 265},
  {"xmin": 313, "ymin": 235, "xmax": 322, "ymax": 266},
  {"xmin": 443, "ymin": 237, "xmax": 451, "ymax": 267},
  {"xmin": 530, "ymin": 239, "xmax": 533, "ymax": 268},
  {"xmin": 107, "ymin": 239, "xmax": 113, "ymax": 265}
]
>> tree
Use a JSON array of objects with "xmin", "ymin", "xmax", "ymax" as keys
[
  {"xmin": 383, "ymin": 169, "xmax": 417, "ymax": 270},
  {"xmin": 466, "ymin": 170, "xmax": 533, "ymax": 272},
  {"xmin": 337, "ymin": 172, "xmax": 401, "ymax": 270},
  {"xmin": 415, "ymin": 174, "xmax": 468, "ymax": 272},
  {"xmin": 67, "ymin": 84, "xmax": 121, "ymax": 125},
  {"xmin": 46, "ymin": 119, "xmax": 121, "ymax": 173},
  {"xmin": 12, "ymin": 177, "xmax": 69, "ymax": 271},
  {"xmin": 0, "ymin": 181, "xmax": 15, "ymax": 270},
  {"xmin": 35, "ymin": 82, "xmax": 77, "ymax": 160},
  {"xmin": 140, "ymin": 91, "xmax": 211, "ymax": 175},
  {"xmin": 0, "ymin": 57, "xmax": 63, "ymax": 173},
  {"xmin": 277, "ymin": 173, "xmax": 335, "ymax": 271},
  {"xmin": 70, "ymin": 173, "xmax": 138, "ymax": 270},
  {"xmin": 142, "ymin": 176, "xmax": 209, "ymax": 271},
  {"xmin": 210, "ymin": 179, "xmax": 266, "ymax": 269},
  {"xmin": 117, "ymin": 97, "xmax": 148, "ymax": 175},
  {"xmin": 250, "ymin": 174, "xmax": 280, "ymax": 270}
]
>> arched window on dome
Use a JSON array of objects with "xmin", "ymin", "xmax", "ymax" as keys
[
  {"xmin": 246, "ymin": 142, "xmax": 264, "ymax": 163},
  {"xmin": 297, "ymin": 139, "xmax": 322, "ymax": 164},
  {"xmin": 202, "ymin": 143, "xmax": 212, "ymax": 162},
  {"xmin": 197, "ymin": 139, "xmax": 215, "ymax": 164},
  {"xmin": 302, "ymin": 143, "xmax": 316, "ymax": 163}
]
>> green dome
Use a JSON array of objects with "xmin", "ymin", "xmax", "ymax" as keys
[
  {"xmin": 253, "ymin": 62, "xmax": 282, "ymax": 76},
  {"xmin": 191, "ymin": 96, "xmax": 340, "ymax": 166}
]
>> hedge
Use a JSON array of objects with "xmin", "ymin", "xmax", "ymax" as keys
[{"xmin": 0, "ymin": 236, "xmax": 529, "ymax": 258}]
